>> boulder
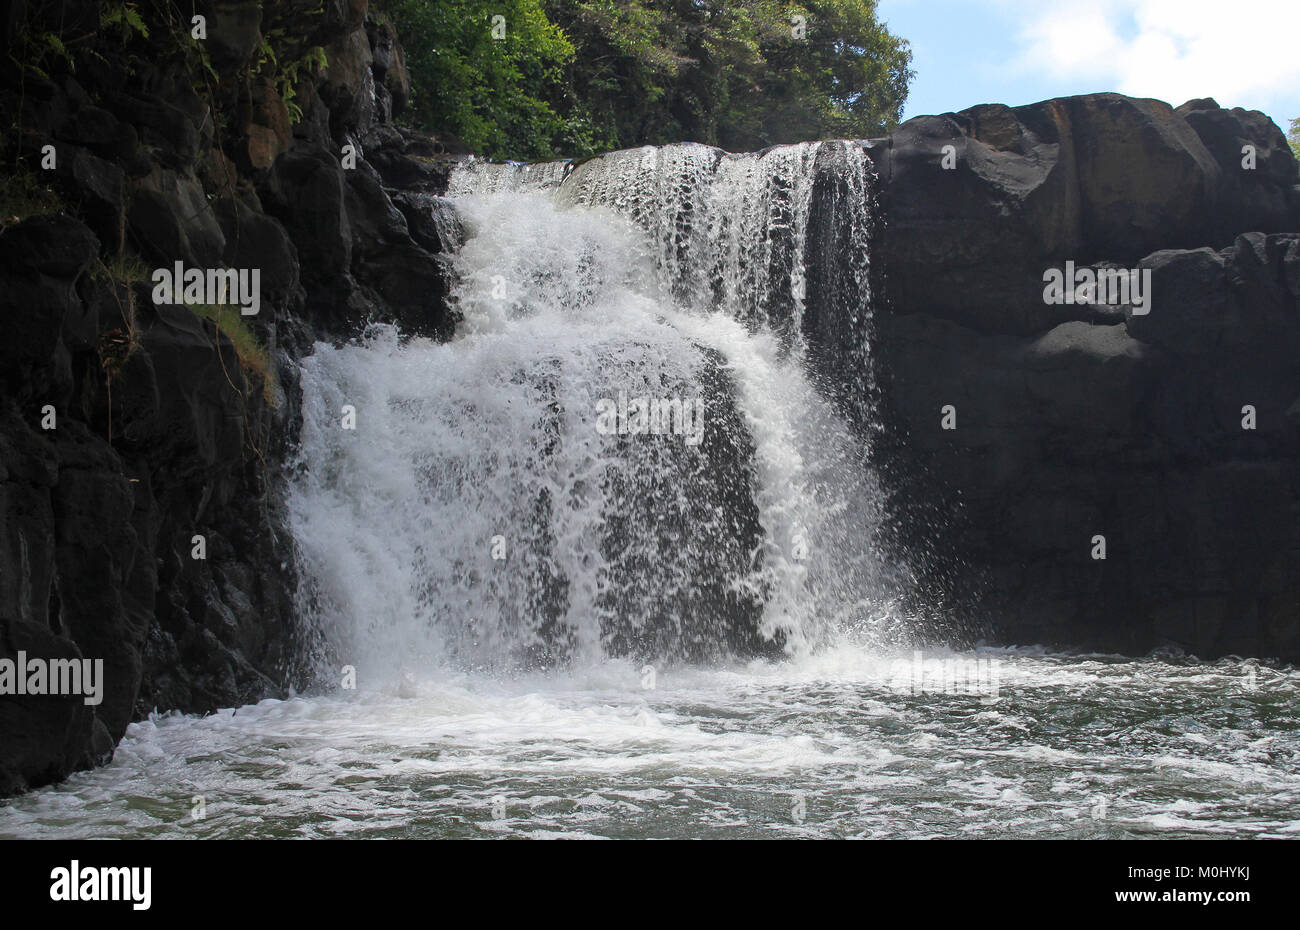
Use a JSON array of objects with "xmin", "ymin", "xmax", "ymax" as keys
[
  {"xmin": 0, "ymin": 216, "xmax": 97, "ymax": 397},
  {"xmin": 366, "ymin": 12, "xmax": 410, "ymax": 116},
  {"xmin": 1177, "ymin": 98, "xmax": 1300, "ymax": 237},
  {"xmin": 320, "ymin": 25, "xmax": 376, "ymax": 139},
  {"xmin": 214, "ymin": 196, "xmax": 301, "ymax": 301},
  {"xmin": 344, "ymin": 165, "xmax": 409, "ymax": 256},
  {"xmin": 880, "ymin": 93, "xmax": 1292, "ymax": 335},
  {"xmin": 259, "ymin": 145, "xmax": 352, "ymax": 276},
  {"xmin": 206, "ymin": 0, "xmax": 264, "ymax": 70},
  {"xmin": 113, "ymin": 93, "xmax": 202, "ymax": 169},
  {"xmin": 242, "ymin": 76, "xmax": 292, "ymax": 172},
  {"xmin": 128, "ymin": 167, "xmax": 226, "ymax": 268}
]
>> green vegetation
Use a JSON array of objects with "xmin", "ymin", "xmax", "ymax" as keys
[
  {"xmin": 91, "ymin": 249, "xmax": 152, "ymax": 440},
  {"xmin": 93, "ymin": 251, "xmax": 152, "ymax": 289},
  {"xmin": 5, "ymin": 8, "xmax": 75, "ymax": 81},
  {"xmin": 189, "ymin": 303, "xmax": 274, "ymax": 401},
  {"xmin": 0, "ymin": 167, "xmax": 64, "ymax": 230},
  {"xmin": 1289, "ymin": 118, "xmax": 1299, "ymax": 160},
  {"xmin": 262, "ymin": 42, "xmax": 329, "ymax": 126},
  {"xmin": 92, "ymin": 252, "xmax": 151, "ymax": 382},
  {"xmin": 92, "ymin": 250, "xmax": 152, "ymax": 327},
  {"xmin": 253, "ymin": 16, "xmax": 330, "ymax": 126},
  {"xmin": 100, "ymin": 2, "xmax": 150, "ymax": 42},
  {"xmin": 387, "ymin": 0, "xmax": 584, "ymax": 159},
  {"xmin": 384, "ymin": 0, "xmax": 912, "ymax": 160}
]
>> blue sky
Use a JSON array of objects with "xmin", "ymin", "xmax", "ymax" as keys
[{"xmin": 877, "ymin": 0, "xmax": 1300, "ymax": 133}]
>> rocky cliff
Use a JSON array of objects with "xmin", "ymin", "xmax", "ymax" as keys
[
  {"xmin": 871, "ymin": 94, "xmax": 1300, "ymax": 660},
  {"xmin": 0, "ymin": 0, "xmax": 457, "ymax": 794}
]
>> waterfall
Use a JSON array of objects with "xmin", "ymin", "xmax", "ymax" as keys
[{"xmin": 288, "ymin": 141, "xmax": 907, "ymax": 685}]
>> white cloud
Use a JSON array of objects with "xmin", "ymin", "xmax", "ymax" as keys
[{"xmin": 1005, "ymin": 0, "xmax": 1300, "ymax": 116}]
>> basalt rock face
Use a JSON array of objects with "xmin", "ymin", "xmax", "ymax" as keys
[
  {"xmin": 0, "ymin": 0, "xmax": 455, "ymax": 793},
  {"xmin": 872, "ymin": 94, "xmax": 1300, "ymax": 660},
  {"xmin": 875, "ymin": 94, "xmax": 1300, "ymax": 335}
]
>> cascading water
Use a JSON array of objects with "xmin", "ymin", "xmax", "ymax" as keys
[
  {"xmin": 290, "ymin": 141, "xmax": 906, "ymax": 683},
  {"xmin": 6, "ymin": 144, "xmax": 1298, "ymax": 841}
]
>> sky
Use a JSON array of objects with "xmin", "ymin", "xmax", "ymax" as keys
[{"xmin": 876, "ymin": 0, "xmax": 1300, "ymax": 133}]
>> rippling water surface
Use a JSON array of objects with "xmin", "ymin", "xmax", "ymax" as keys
[
  {"xmin": 10, "ymin": 150, "xmax": 1294, "ymax": 842},
  {"xmin": 3, "ymin": 648, "xmax": 1296, "ymax": 839}
]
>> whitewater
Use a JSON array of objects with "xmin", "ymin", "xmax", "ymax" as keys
[{"xmin": 1, "ymin": 143, "xmax": 1297, "ymax": 839}]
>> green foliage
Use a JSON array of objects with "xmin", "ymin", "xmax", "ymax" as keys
[
  {"xmin": 92, "ymin": 251, "xmax": 151, "ymax": 353},
  {"xmin": 186, "ymin": 32, "xmax": 221, "ymax": 85},
  {"xmin": 189, "ymin": 303, "xmax": 273, "ymax": 401},
  {"xmin": 385, "ymin": 0, "xmax": 911, "ymax": 159},
  {"xmin": 1289, "ymin": 118, "xmax": 1299, "ymax": 160},
  {"xmin": 0, "ymin": 168, "xmax": 64, "ymax": 230},
  {"xmin": 386, "ymin": 0, "xmax": 584, "ymax": 160},
  {"xmin": 280, "ymin": 46, "xmax": 330, "ymax": 125},
  {"xmin": 7, "ymin": 9, "xmax": 74, "ymax": 80},
  {"xmin": 92, "ymin": 252, "xmax": 149, "ymax": 401},
  {"xmin": 255, "ymin": 29, "xmax": 329, "ymax": 126},
  {"xmin": 100, "ymin": 3, "xmax": 150, "ymax": 41},
  {"xmin": 93, "ymin": 251, "xmax": 151, "ymax": 289}
]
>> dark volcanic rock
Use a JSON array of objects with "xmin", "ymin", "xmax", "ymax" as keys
[
  {"xmin": 207, "ymin": 0, "xmax": 265, "ymax": 70},
  {"xmin": 356, "ymin": 242, "xmax": 453, "ymax": 338},
  {"xmin": 260, "ymin": 145, "xmax": 352, "ymax": 274},
  {"xmin": 0, "ymin": 215, "xmax": 97, "ymax": 401},
  {"xmin": 257, "ymin": 138, "xmax": 453, "ymax": 339},
  {"xmin": 1176, "ymin": 98, "xmax": 1299, "ymax": 239},
  {"xmin": 873, "ymin": 92, "xmax": 1300, "ymax": 661},
  {"xmin": 0, "ymin": 215, "xmax": 302, "ymax": 792},
  {"xmin": 366, "ymin": 11, "xmax": 410, "ymax": 117},
  {"xmin": 114, "ymin": 93, "xmax": 202, "ymax": 169},
  {"xmin": 0, "ymin": 0, "xmax": 442, "ymax": 794},
  {"xmin": 214, "ymin": 197, "xmax": 302, "ymax": 305},
  {"xmin": 364, "ymin": 124, "xmax": 457, "ymax": 193},
  {"xmin": 879, "ymin": 93, "xmax": 1299, "ymax": 336},
  {"xmin": 319, "ymin": 25, "xmax": 376, "ymax": 140},
  {"xmin": 49, "ymin": 421, "xmax": 143, "ymax": 741},
  {"xmin": 128, "ymin": 167, "xmax": 227, "ymax": 269},
  {"xmin": 344, "ymin": 166, "xmax": 410, "ymax": 255}
]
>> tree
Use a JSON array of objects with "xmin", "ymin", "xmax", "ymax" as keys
[
  {"xmin": 1290, "ymin": 118, "xmax": 1299, "ymax": 160},
  {"xmin": 546, "ymin": 0, "xmax": 912, "ymax": 152},
  {"xmin": 388, "ymin": 0, "xmax": 912, "ymax": 160},
  {"xmin": 383, "ymin": 0, "xmax": 599, "ymax": 160}
]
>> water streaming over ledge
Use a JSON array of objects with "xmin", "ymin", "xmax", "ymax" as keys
[
  {"xmin": 6, "ymin": 144, "xmax": 1297, "ymax": 840},
  {"xmin": 291, "ymin": 141, "xmax": 904, "ymax": 681}
]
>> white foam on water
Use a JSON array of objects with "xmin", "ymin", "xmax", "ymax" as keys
[
  {"xmin": 4, "ymin": 147, "xmax": 1297, "ymax": 840},
  {"xmin": 1, "ymin": 653, "xmax": 1296, "ymax": 838}
]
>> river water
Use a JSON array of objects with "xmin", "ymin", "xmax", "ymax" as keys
[
  {"xmin": 2, "ymin": 143, "xmax": 1297, "ymax": 839},
  {"xmin": 1, "ymin": 651, "xmax": 1297, "ymax": 838}
]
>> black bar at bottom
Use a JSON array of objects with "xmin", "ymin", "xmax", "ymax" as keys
[{"xmin": 5, "ymin": 839, "xmax": 1282, "ymax": 917}]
